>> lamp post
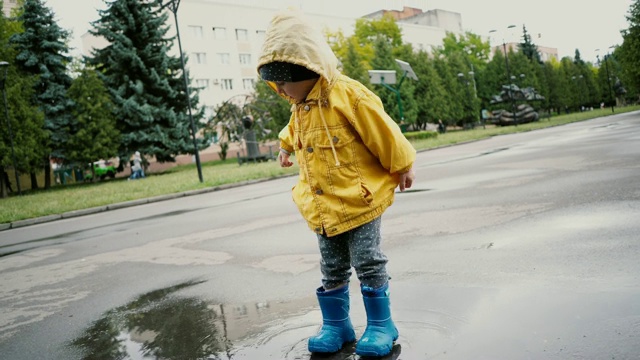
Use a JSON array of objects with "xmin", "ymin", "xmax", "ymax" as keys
[
  {"xmin": 490, "ymin": 25, "xmax": 519, "ymax": 126},
  {"xmin": 0, "ymin": 61, "xmax": 21, "ymax": 195},
  {"xmin": 468, "ymin": 68, "xmax": 482, "ymax": 128},
  {"xmin": 468, "ymin": 69, "xmax": 485, "ymax": 128},
  {"xmin": 457, "ymin": 72, "xmax": 476, "ymax": 128},
  {"xmin": 604, "ymin": 54, "xmax": 615, "ymax": 113},
  {"xmin": 596, "ymin": 47, "xmax": 615, "ymax": 113},
  {"xmin": 160, "ymin": 0, "xmax": 203, "ymax": 183}
]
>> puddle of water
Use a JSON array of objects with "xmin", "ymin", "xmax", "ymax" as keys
[
  {"xmin": 68, "ymin": 280, "xmax": 320, "ymax": 359},
  {"xmin": 67, "ymin": 281, "xmax": 454, "ymax": 359}
]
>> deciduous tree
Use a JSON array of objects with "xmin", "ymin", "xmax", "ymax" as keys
[
  {"xmin": 618, "ymin": 0, "xmax": 640, "ymax": 99},
  {"xmin": 66, "ymin": 67, "xmax": 119, "ymax": 181}
]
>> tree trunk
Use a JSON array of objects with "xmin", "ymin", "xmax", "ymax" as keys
[
  {"xmin": 0, "ymin": 165, "xmax": 8, "ymax": 199},
  {"xmin": 30, "ymin": 172, "xmax": 39, "ymax": 190},
  {"xmin": 44, "ymin": 160, "xmax": 52, "ymax": 189}
]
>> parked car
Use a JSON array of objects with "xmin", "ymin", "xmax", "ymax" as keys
[{"xmin": 84, "ymin": 160, "xmax": 117, "ymax": 180}]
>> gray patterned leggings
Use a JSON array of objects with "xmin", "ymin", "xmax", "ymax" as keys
[{"xmin": 317, "ymin": 217, "xmax": 389, "ymax": 289}]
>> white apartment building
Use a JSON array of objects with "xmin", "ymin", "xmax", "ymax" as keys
[
  {"xmin": 2, "ymin": 0, "xmax": 18, "ymax": 17},
  {"xmin": 81, "ymin": 1, "xmax": 464, "ymax": 117}
]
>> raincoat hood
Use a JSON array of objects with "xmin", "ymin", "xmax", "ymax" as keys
[{"xmin": 257, "ymin": 9, "xmax": 340, "ymax": 100}]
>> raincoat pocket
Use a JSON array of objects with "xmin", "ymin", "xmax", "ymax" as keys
[
  {"xmin": 331, "ymin": 178, "xmax": 374, "ymax": 208},
  {"xmin": 316, "ymin": 127, "xmax": 356, "ymax": 167}
]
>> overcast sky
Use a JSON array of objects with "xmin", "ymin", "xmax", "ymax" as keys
[{"xmin": 44, "ymin": 0, "xmax": 631, "ymax": 63}]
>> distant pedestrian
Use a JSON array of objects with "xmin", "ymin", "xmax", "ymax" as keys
[
  {"xmin": 437, "ymin": 119, "xmax": 446, "ymax": 134},
  {"xmin": 129, "ymin": 151, "xmax": 145, "ymax": 180}
]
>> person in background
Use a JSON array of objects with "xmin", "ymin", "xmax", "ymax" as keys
[
  {"xmin": 129, "ymin": 151, "xmax": 145, "ymax": 180},
  {"xmin": 257, "ymin": 9, "xmax": 416, "ymax": 357},
  {"xmin": 437, "ymin": 119, "xmax": 446, "ymax": 134}
]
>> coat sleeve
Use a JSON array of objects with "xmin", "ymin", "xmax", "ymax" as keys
[
  {"xmin": 349, "ymin": 92, "xmax": 416, "ymax": 174},
  {"xmin": 278, "ymin": 113, "xmax": 296, "ymax": 154}
]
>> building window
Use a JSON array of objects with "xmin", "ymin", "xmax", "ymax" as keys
[
  {"xmin": 239, "ymin": 53, "xmax": 252, "ymax": 65},
  {"xmin": 213, "ymin": 27, "xmax": 226, "ymax": 40},
  {"xmin": 217, "ymin": 53, "xmax": 230, "ymax": 65},
  {"xmin": 188, "ymin": 25, "xmax": 203, "ymax": 38},
  {"xmin": 195, "ymin": 79, "xmax": 209, "ymax": 90},
  {"xmin": 236, "ymin": 28, "xmax": 248, "ymax": 41},
  {"xmin": 242, "ymin": 78, "xmax": 255, "ymax": 90},
  {"xmin": 221, "ymin": 79, "xmax": 233, "ymax": 90},
  {"xmin": 255, "ymin": 30, "xmax": 266, "ymax": 42},
  {"xmin": 193, "ymin": 52, "xmax": 207, "ymax": 64}
]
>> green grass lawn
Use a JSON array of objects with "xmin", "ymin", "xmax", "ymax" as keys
[{"xmin": 1, "ymin": 106, "xmax": 638, "ymax": 225}]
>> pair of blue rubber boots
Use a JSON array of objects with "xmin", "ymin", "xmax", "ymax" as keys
[{"xmin": 307, "ymin": 283, "xmax": 398, "ymax": 356}]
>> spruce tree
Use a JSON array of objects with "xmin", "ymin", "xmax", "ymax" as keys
[
  {"xmin": 573, "ymin": 49, "xmax": 585, "ymax": 66},
  {"xmin": 519, "ymin": 25, "xmax": 542, "ymax": 64},
  {"xmin": 66, "ymin": 67, "xmax": 119, "ymax": 181},
  {"xmin": 88, "ymin": 0, "xmax": 205, "ymax": 167},
  {"xmin": 10, "ymin": 0, "xmax": 74, "ymax": 189}
]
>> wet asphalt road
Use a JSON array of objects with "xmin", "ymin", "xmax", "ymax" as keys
[{"xmin": 1, "ymin": 112, "xmax": 639, "ymax": 360}]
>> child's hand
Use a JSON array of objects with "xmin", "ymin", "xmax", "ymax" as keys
[
  {"xmin": 398, "ymin": 167, "xmax": 415, "ymax": 192},
  {"xmin": 279, "ymin": 151, "xmax": 293, "ymax": 167}
]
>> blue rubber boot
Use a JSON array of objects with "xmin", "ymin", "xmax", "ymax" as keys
[
  {"xmin": 308, "ymin": 285, "xmax": 356, "ymax": 353},
  {"xmin": 355, "ymin": 283, "xmax": 399, "ymax": 357}
]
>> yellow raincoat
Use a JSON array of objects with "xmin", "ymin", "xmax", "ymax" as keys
[{"xmin": 258, "ymin": 10, "xmax": 416, "ymax": 237}]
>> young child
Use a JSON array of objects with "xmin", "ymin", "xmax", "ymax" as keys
[{"xmin": 257, "ymin": 9, "xmax": 416, "ymax": 357}]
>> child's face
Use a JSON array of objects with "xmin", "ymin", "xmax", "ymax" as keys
[{"xmin": 271, "ymin": 78, "xmax": 318, "ymax": 103}]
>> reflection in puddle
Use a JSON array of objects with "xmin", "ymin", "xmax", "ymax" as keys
[{"xmin": 70, "ymin": 280, "xmax": 228, "ymax": 359}]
